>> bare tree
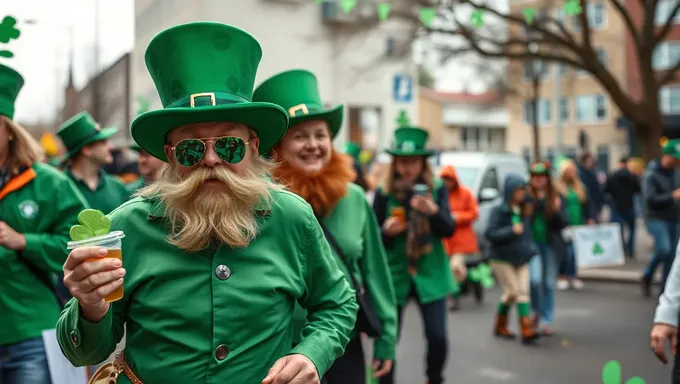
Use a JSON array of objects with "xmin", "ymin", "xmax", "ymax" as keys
[{"xmin": 334, "ymin": 0, "xmax": 680, "ymax": 159}]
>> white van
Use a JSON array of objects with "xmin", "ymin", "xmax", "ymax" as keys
[{"xmin": 430, "ymin": 151, "xmax": 529, "ymax": 256}]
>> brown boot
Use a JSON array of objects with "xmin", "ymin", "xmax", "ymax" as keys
[
  {"xmin": 519, "ymin": 316, "xmax": 539, "ymax": 344},
  {"xmin": 494, "ymin": 313, "xmax": 517, "ymax": 339}
]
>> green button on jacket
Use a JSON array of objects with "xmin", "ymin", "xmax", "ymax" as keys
[
  {"xmin": 66, "ymin": 169, "xmax": 129, "ymax": 214},
  {"xmin": 0, "ymin": 162, "xmax": 88, "ymax": 345},
  {"xmin": 56, "ymin": 190, "xmax": 358, "ymax": 383},
  {"xmin": 291, "ymin": 184, "xmax": 398, "ymax": 360}
]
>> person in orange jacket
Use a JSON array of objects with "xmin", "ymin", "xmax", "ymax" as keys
[{"xmin": 440, "ymin": 165, "xmax": 480, "ymax": 310}]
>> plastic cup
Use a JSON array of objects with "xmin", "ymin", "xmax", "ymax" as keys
[
  {"xmin": 391, "ymin": 207, "xmax": 406, "ymax": 224},
  {"xmin": 67, "ymin": 231, "xmax": 126, "ymax": 303}
]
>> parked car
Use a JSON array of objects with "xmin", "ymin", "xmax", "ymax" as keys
[{"xmin": 430, "ymin": 151, "xmax": 529, "ymax": 257}]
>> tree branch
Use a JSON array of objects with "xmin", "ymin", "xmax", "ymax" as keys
[
  {"xmin": 659, "ymin": 59, "xmax": 680, "ymax": 85},
  {"xmin": 654, "ymin": 0, "xmax": 680, "ymax": 44}
]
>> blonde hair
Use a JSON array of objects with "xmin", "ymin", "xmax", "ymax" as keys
[
  {"xmin": 554, "ymin": 159, "xmax": 586, "ymax": 202},
  {"xmin": 382, "ymin": 156, "xmax": 434, "ymax": 195},
  {"xmin": 1, "ymin": 116, "xmax": 44, "ymax": 172},
  {"xmin": 628, "ymin": 157, "xmax": 645, "ymax": 176}
]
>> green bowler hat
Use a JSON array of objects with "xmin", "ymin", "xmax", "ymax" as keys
[
  {"xmin": 57, "ymin": 111, "xmax": 117, "ymax": 162},
  {"xmin": 0, "ymin": 64, "xmax": 25, "ymax": 120},
  {"xmin": 662, "ymin": 138, "xmax": 680, "ymax": 159},
  {"xmin": 252, "ymin": 69, "xmax": 343, "ymax": 138},
  {"xmin": 131, "ymin": 22, "xmax": 289, "ymax": 162},
  {"xmin": 385, "ymin": 127, "xmax": 434, "ymax": 157}
]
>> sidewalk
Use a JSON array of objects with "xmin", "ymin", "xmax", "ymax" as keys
[{"xmin": 578, "ymin": 218, "xmax": 660, "ymax": 283}]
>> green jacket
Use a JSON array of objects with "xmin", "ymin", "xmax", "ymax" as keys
[
  {"xmin": 0, "ymin": 163, "xmax": 88, "ymax": 345},
  {"xmin": 292, "ymin": 184, "xmax": 398, "ymax": 360},
  {"xmin": 372, "ymin": 180, "xmax": 456, "ymax": 306},
  {"xmin": 56, "ymin": 191, "xmax": 358, "ymax": 383},
  {"xmin": 125, "ymin": 177, "xmax": 145, "ymax": 196},
  {"xmin": 66, "ymin": 169, "xmax": 129, "ymax": 214}
]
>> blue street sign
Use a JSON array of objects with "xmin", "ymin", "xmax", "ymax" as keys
[{"xmin": 393, "ymin": 74, "xmax": 413, "ymax": 103}]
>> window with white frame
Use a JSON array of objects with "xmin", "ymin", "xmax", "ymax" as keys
[
  {"xmin": 523, "ymin": 61, "xmax": 549, "ymax": 80},
  {"xmin": 660, "ymin": 86, "xmax": 680, "ymax": 114},
  {"xmin": 573, "ymin": 3, "xmax": 606, "ymax": 29},
  {"xmin": 559, "ymin": 97, "xmax": 570, "ymax": 122},
  {"xmin": 459, "ymin": 127, "xmax": 506, "ymax": 151},
  {"xmin": 655, "ymin": 0, "xmax": 680, "ymax": 26},
  {"xmin": 523, "ymin": 99, "xmax": 552, "ymax": 124},
  {"xmin": 575, "ymin": 94, "xmax": 608, "ymax": 122},
  {"xmin": 653, "ymin": 41, "xmax": 680, "ymax": 70}
]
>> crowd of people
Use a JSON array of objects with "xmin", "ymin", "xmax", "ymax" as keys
[{"xmin": 2, "ymin": 19, "xmax": 680, "ymax": 384}]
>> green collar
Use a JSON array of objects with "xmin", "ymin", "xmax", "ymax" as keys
[{"xmin": 67, "ymin": 168, "xmax": 108, "ymax": 192}]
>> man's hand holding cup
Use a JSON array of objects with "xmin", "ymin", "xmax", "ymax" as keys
[{"xmin": 63, "ymin": 246, "xmax": 126, "ymax": 323}]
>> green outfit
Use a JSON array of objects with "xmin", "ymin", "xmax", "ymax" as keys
[
  {"xmin": 0, "ymin": 163, "xmax": 88, "ymax": 345},
  {"xmin": 65, "ymin": 169, "xmax": 129, "ymax": 214},
  {"xmin": 125, "ymin": 177, "xmax": 145, "ymax": 195},
  {"xmin": 291, "ymin": 184, "xmax": 398, "ymax": 360},
  {"xmin": 56, "ymin": 192, "xmax": 358, "ymax": 382},
  {"xmin": 252, "ymin": 69, "xmax": 343, "ymax": 138},
  {"xmin": 531, "ymin": 211, "xmax": 548, "ymax": 243},
  {"xmin": 382, "ymin": 182, "xmax": 456, "ymax": 306},
  {"xmin": 565, "ymin": 188, "xmax": 584, "ymax": 225}
]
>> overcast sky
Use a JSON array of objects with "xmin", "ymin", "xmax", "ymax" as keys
[{"xmin": 2, "ymin": 0, "xmax": 134, "ymax": 124}]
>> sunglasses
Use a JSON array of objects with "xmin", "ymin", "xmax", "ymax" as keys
[{"xmin": 171, "ymin": 136, "xmax": 249, "ymax": 167}]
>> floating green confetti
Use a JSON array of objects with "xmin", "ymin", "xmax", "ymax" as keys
[
  {"xmin": 468, "ymin": 264, "xmax": 495, "ymax": 289},
  {"xmin": 377, "ymin": 2, "xmax": 391, "ymax": 21},
  {"xmin": 564, "ymin": 0, "xmax": 582, "ymax": 16},
  {"xmin": 70, "ymin": 209, "xmax": 112, "ymax": 241},
  {"xmin": 419, "ymin": 7, "xmax": 436, "ymax": 27},
  {"xmin": 0, "ymin": 16, "xmax": 20, "ymax": 44},
  {"xmin": 396, "ymin": 109, "xmax": 410, "ymax": 127},
  {"xmin": 340, "ymin": 0, "xmax": 357, "ymax": 14},
  {"xmin": 523, "ymin": 7, "xmax": 537, "ymax": 25},
  {"xmin": 471, "ymin": 10, "xmax": 485, "ymax": 28},
  {"xmin": 602, "ymin": 361, "xmax": 646, "ymax": 384}
]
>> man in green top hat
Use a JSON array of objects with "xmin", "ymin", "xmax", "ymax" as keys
[
  {"xmin": 641, "ymin": 138, "xmax": 680, "ymax": 296},
  {"xmin": 56, "ymin": 111, "xmax": 129, "ymax": 214},
  {"xmin": 125, "ymin": 142, "xmax": 164, "ymax": 195},
  {"xmin": 56, "ymin": 22, "xmax": 357, "ymax": 384},
  {"xmin": 0, "ymin": 63, "xmax": 89, "ymax": 384}
]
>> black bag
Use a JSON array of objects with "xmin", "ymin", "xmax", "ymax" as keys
[
  {"xmin": 17, "ymin": 251, "xmax": 67, "ymax": 310},
  {"xmin": 318, "ymin": 221, "xmax": 382, "ymax": 338}
]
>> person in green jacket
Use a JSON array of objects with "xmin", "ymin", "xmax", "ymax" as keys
[
  {"xmin": 371, "ymin": 115, "xmax": 456, "ymax": 384},
  {"xmin": 0, "ymin": 63, "xmax": 88, "ymax": 384},
  {"xmin": 57, "ymin": 111, "xmax": 129, "ymax": 214},
  {"xmin": 254, "ymin": 69, "xmax": 398, "ymax": 384},
  {"xmin": 56, "ymin": 22, "xmax": 358, "ymax": 384},
  {"xmin": 125, "ymin": 142, "xmax": 164, "ymax": 195}
]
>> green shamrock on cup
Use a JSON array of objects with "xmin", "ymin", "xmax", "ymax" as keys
[
  {"xmin": 0, "ymin": 16, "xmax": 21, "ymax": 58},
  {"xmin": 468, "ymin": 263, "xmax": 495, "ymax": 289},
  {"xmin": 602, "ymin": 360, "xmax": 645, "ymax": 384},
  {"xmin": 69, "ymin": 209, "xmax": 112, "ymax": 241}
]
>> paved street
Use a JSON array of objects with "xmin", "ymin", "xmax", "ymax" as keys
[{"xmin": 386, "ymin": 282, "xmax": 669, "ymax": 384}]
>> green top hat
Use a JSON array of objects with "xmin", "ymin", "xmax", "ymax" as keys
[
  {"xmin": 252, "ymin": 69, "xmax": 343, "ymax": 138},
  {"xmin": 385, "ymin": 127, "xmax": 434, "ymax": 157},
  {"xmin": 662, "ymin": 138, "xmax": 680, "ymax": 159},
  {"xmin": 56, "ymin": 111, "xmax": 117, "ymax": 162},
  {"xmin": 131, "ymin": 22, "xmax": 289, "ymax": 162},
  {"xmin": 344, "ymin": 142, "xmax": 361, "ymax": 159},
  {"xmin": 0, "ymin": 64, "xmax": 24, "ymax": 120}
]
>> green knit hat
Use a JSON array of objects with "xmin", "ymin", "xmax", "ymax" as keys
[
  {"xmin": 662, "ymin": 138, "xmax": 680, "ymax": 159},
  {"xmin": 57, "ymin": 111, "xmax": 117, "ymax": 162},
  {"xmin": 0, "ymin": 64, "xmax": 24, "ymax": 120},
  {"xmin": 130, "ymin": 22, "xmax": 289, "ymax": 162},
  {"xmin": 252, "ymin": 69, "xmax": 343, "ymax": 138}
]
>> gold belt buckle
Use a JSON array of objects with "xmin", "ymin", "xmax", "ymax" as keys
[
  {"xmin": 288, "ymin": 103, "xmax": 309, "ymax": 116},
  {"xmin": 190, "ymin": 92, "xmax": 216, "ymax": 108}
]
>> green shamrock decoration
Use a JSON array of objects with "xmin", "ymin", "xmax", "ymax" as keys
[
  {"xmin": 340, "ymin": 0, "xmax": 357, "ymax": 14},
  {"xmin": 564, "ymin": 0, "xmax": 582, "ymax": 16},
  {"xmin": 396, "ymin": 109, "xmax": 410, "ymax": 127},
  {"xmin": 69, "ymin": 209, "xmax": 112, "ymax": 241},
  {"xmin": 602, "ymin": 361, "xmax": 645, "ymax": 384},
  {"xmin": 468, "ymin": 263, "xmax": 495, "ymax": 289},
  {"xmin": 523, "ymin": 7, "xmax": 537, "ymax": 25},
  {"xmin": 419, "ymin": 7, "xmax": 436, "ymax": 27},
  {"xmin": 471, "ymin": 10, "xmax": 485, "ymax": 28},
  {"xmin": 377, "ymin": 2, "xmax": 391, "ymax": 21},
  {"xmin": 0, "ymin": 16, "xmax": 21, "ymax": 59}
]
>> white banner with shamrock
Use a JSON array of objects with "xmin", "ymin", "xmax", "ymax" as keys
[{"xmin": 570, "ymin": 223, "xmax": 625, "ymax": 268}]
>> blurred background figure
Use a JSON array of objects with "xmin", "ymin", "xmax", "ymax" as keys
[
  {"xmin": 577, "ymin": 152, "xmax": 605, "ymax": 223},
  {"xmin": 344, "ymin": 141, "xmax": 370, "ymax": 191},
  {"xmin": 125, "ymin": 142, "xmax": 163, "ymax": 195},
  {"xmin": 605, "ymin": 156, "xmax": 641, "ymax": 259}
]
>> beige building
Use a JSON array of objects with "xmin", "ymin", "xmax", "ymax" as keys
[
  {"xmin": 419, "ymin": 88, "xmax": 507, "ymax": 151},
  {"xmin": 506, "ymin": 0, "xmax": 628, "ymax": 169}
]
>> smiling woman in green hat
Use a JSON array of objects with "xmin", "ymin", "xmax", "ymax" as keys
[
  {"xmin": 371, "ymin": 117, "xmax": 455, "ymax": 384},
  {"xmin": 0, "ymin": 63, "xmax": 88, "ymax": 384},
  {"xmin": 254, "ymin": 69, "xmax": 398, "ymax": 384},
  {"xmin": 55, "ymin": 22, "xmax": 357, "ymax": 384},
  {"xmin": 57, "ymin": 111, "xmax": 129, "ymax": 214}
]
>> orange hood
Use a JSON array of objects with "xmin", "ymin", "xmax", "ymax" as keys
[{"xmin": 439, "ymin": 164, "xmax": 459, "ymax": 183}]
